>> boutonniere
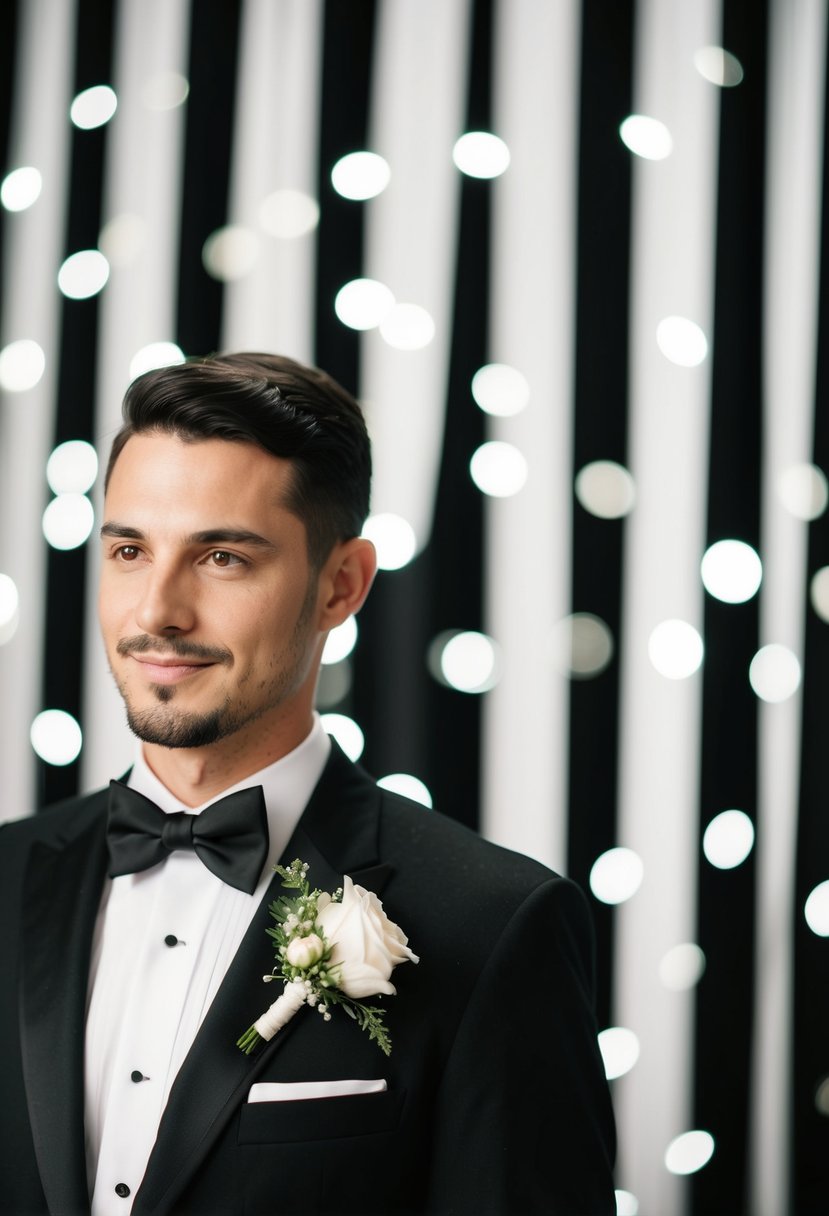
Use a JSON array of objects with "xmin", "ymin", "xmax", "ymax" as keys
[{"xmin": 237, "ymin": 858, "xmax": 419, "ymax": 1057}]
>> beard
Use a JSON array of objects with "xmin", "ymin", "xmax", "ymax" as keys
[
  {"xmin": 124, "ymin": 695, "xmax": 245, "ymax": 749},
  {"xmin": 111, "ymin": 574, "xmax": 319, "ymax": 750}
]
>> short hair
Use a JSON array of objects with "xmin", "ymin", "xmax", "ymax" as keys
[{"xmin": 105, "ymin": 352, "xmax": 372, "ymax": 569}]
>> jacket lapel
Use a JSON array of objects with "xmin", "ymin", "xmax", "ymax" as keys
[
  {"xmin": 134, "ymin": 744, "xmax": 392, "ymax": 1216},
  {"xmin": 19, "ymin": 793, "xmax": 110, "ymax": 1216}
]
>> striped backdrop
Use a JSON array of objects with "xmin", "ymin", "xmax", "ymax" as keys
[{"xmin": 1, "ymin": 1, "xmax": 828, "ymax": 1213}]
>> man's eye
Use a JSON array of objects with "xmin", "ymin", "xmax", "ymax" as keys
[
  {"xmin": 116, "ymin": 546, "xmax": 140, "ymax": 561},
  {"xmin": 209, "ymin": 550, "xmax": 242, "ymax": 567}
]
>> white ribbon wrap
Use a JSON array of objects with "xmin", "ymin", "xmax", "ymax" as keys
[{"xmin": 252, "ymin": 979, "xmax": 309, "ymax": 1041}]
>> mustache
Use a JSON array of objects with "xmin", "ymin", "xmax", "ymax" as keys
[{"xmin": 116, "ymin": 635, "xmax": 232, "ymax": 664}]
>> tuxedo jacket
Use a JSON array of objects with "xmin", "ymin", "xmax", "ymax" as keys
[{"xmin": 0, "ymin": 742, "xmax": 616, "ymax": 1215}]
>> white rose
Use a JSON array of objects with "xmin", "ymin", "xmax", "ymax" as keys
[
  {"xmin": 317, "ymin": 875, "xmax": 419, "ymax": 999},
  {"xmin": 285, "ymin": 933, "xmax": 325, "ymax": 969}
]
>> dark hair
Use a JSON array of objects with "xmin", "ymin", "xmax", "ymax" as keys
[{"xmin": 105, "ymin": 352, "xmax": 372, "ymax": 569}]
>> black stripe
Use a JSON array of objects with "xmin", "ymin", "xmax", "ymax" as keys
[
  {"xmin": 692, "ymin": 3, "xmax": 768, "ymax": 1212},
  {"xmin": 175, "ymin": 0, "xmax": 243, "ymax": 356},
  {"xmin": 568, "ymin": 0, "xmax": 635, "ymax": 1030},
  {"xmin": 39, "ymin": 0, "xmax": 116, "ymax": 808},
  {"xmin": 314, "ymin": 0, "xmax": 377, "ymax": 392}
]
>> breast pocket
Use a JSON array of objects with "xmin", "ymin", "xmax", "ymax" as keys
[{"xmin": 237, "ymin": 1089, "xmax": 405, "ymax": 1144}]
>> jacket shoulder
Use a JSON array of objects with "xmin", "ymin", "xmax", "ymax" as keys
[
  {"xmin": 1, "ymin": 787, "xmax": 109, "ymax": 846},
  {"xmin": 374, "ymin": 784, "xmax": 572, "ymax": 916}
]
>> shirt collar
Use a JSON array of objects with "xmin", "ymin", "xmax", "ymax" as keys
[{"xmin": 127, "ymin": 712, "xmax": 332, "ymax": 884}]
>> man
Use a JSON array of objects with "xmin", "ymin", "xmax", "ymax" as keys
[{"xmin": 0, "ymin": 352, "xmax": 616, "ymax": 1215}]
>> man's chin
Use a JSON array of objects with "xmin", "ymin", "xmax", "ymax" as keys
[{"xmin": 125, "ymin": 703, "xmax": 231, "ymax": 750}]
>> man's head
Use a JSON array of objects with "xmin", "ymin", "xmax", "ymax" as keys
[
  {"xmin": 105, "ymin": 351, "xmax": 372, "ymax": 570},
  {"xmin": 98, "ymin": 353, "xmax": 376, "ymax": 783}
]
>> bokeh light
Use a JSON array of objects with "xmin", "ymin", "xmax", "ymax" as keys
[
  {"xmin": 58, "ymin": 250, "xmax": 110, "ymax": 299},
  {"xmin": 469, "ymin": 441, "xmax": 528, "ymax": 497},
  {"xmin": 777, "ymin": 463, "xmax": 829, "ymax": 521},
  {"xmin": 0, "ymin": 339, "xmax": 45, "ymax": 391},
  {"xmin": 693, "ymin": 46, "xmax": 745, "ymax": 87},
  {"xmin": 659, "ymin": 943, "xmax": 706, "ymax": 991},
  {"xmin": 42, "ymin": 494, "xmax": 95, "ymax": 550},
  {"xmin": 321, "ymin": 616, "xmax": 358, "ymax": 665},
  {"xmin": 70, "ymin": 84, "xmax": 117, "ymax": 130},
  {"xmin": 334, "ymin": 278, "xmax": 394, "ymax": 330},
  {"xmin": 548, "ymin": 613, "xmax": 614, "ymax": 679},
  {"xmin": 141, "ymin": 71, "xmax": 189, "ymax": 111},
  {"xmin": 575, "ymin": 461, "xmax": 636, "ymax": 519},
  {"xmin": 258, "ymin": 189, "xmax": 320, "ymax": 238},
  {"xmin": 664, "ymin": 1130, "xmax": 715, "ymax": 1176},
  {"xmin": 589, "ymin": 847, "xmax": 644, "ymax": 905},
  {"xmin": 452, "ymin": 131, "xmax": 510, "ymax": 178},
  {"xmin": 656, "ymin": 316, "xmax": 708, "ymax": 367},
  {"xmin": 362, "ymin": 513, "xmax": 418, "ymax": 571},
  {"xmin": 46, "ymin": 441, "xmax": 98, "ymax": 495},
  {"xmin": 376, "ymin": 773, "xmax": 433, "ymax": 808},
  {"xmin": 30, "ymin": 709, "xmax": 83, "ymax": 765},
  {"xmin": 700, "ymin": 540, "xmax": 762, "ymax": 603},
  {"xmin": 598, "ymin": 1027, "xmax": 640, "ymax": 1080},
  {"xmin": 619, "ymin": 115, "xmax": 672, "ymax": 160},
  {"xmin": 804, "ymin": 881, "xmax": 829, "ymax": 936},
  {"xmin": 1, "ymin": 166, "xmax": 42, "ymax": 212},
  {"xmin": 648, "ymin": 620, "xmax": 704, "ymax": 679},
  {"xmin": 749, "ymin": 644, "xmax": 801, "ymax": 703},
  {"xmin": 615, "ymin": 1190, "xmax": 640, "ymax": 1216},
  {"xmin": 331, "ymin": 151, "xmax": 391, "ymax": 200},
  {"xmin": 810, "ymin": 566, "xmax": 829, "ymax": 622},
  {"xmin": 379, "ymin": 303, "xmax": 435, "ymax": 350},
  {"xmin": 702, "ymin": 809, "xmax": 755, "ymax": 869},
  {"xmin": 129, "ymin": 342, "xmax": 186, "ymax": 381},
  {"xmin": 471, "ymin": 363, "xmax": 530, "ymax": 416},
  {"xmin": 433, "ymin": 630, "xmax": 500, "ymax": 694},
  {"xmin": 202, "ymin": 226, "xmax": 259, "ymax": 281},
  {"xmin": 319, "ymin": 712, "xmax": 364, "ymax": 761}
]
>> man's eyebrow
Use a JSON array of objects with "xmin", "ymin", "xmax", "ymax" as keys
[
  {"xmin": 186, "ymin": 528, "xmax": 276, "ymax": 549},
  {"xmin": 100, "ymin": 522, "xmax": 277, "ymax": 549},
  {"xmin": 100, "ymin": 522, "xmax": 144, "ymax": 540}
]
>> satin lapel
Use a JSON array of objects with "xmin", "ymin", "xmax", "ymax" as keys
[
  {"xmin": 134, "ymin": 744, "xmax": 393, "ymax": 1216},
  {"xmin": 19, "ymin": 794, "xmax": 110, "ymax": 1216}
]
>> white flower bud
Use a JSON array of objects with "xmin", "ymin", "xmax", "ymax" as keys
[{"xmin": 285, "ymin": 933, "xmax": 325, "ymax": 969}]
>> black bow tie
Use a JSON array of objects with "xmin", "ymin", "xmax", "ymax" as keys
[{"xmin": 106, "ymin": 781, "xmax": 270, "ymax": 895}]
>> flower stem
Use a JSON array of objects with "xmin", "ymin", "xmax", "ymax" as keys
[{"xmin": 237, "ymin": 1026, "xmax": 262, "ymax": 1055}]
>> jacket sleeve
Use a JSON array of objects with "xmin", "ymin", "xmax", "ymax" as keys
[{"xmin": 425, "ymin": 876, "xmax": 617, "ymax": 1214}]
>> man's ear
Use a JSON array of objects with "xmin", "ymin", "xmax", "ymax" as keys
[{"xmin": 316, "ymin": 536, "xmax": 377, "ymax": 632}]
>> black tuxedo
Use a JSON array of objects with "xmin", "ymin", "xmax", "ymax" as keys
[{"xmin": 0, "ymin": 742, "xmax": 616, "ymax": 1215}]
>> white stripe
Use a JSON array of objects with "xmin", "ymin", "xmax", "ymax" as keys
[
  {"xmin": 81, "ymin": 0, "xmax": 192, "ymax": 792},
  {"xmin": 221, "ymin": 0, "xmax": 323, "ymax": 361},
  {"xmin": 0, "ymin": 0, "xmax": 77, "ymax": 819},
  {"xmin": 613, "ymin": 2, "xmax": 721, "ymax": 1212},
  {"xmin": 361, "ymin": 0, "xmax": 471, "ymax": 549},
  {"xmin": 750, "ymin": 3, "xmax": 828, "ymax": 1212},
  {"xmin": 481, "ymin": 0, "xmax": 581, "ymax": 871}
]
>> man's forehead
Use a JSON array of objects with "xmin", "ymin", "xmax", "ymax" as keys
[{"xmin": 103, "ymin": 433, "xmax": 302, "ymax": 533}]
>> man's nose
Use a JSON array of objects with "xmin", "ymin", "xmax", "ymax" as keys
[{"xmin": 134, "ymin": 566, "xmax": 196, "ymax": 635}]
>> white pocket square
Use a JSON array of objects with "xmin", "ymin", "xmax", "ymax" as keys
[{"xmin": 247, "ymin": 1078, "xmax": 388, "ymax": 1103}]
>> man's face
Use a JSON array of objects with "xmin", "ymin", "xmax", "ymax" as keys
[{"xmin": 99, "ymin": 432, "xmax": 323, "ymax": 754}]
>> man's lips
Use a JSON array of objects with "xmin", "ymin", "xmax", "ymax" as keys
[{"xmin": 129, "ymin": 655, "xmax": 217, "ymax": 684}]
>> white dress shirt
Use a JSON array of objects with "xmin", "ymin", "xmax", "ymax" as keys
[{"xmin": 84, "ymin": 715, "xmax": 331, "ymax": 1215}]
